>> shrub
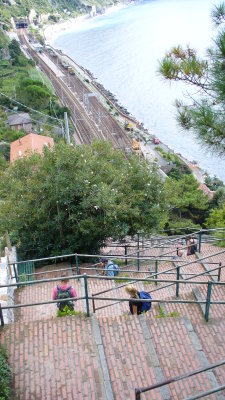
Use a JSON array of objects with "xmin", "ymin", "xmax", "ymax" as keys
[
  {"xmin": 57, "ymin": 305, "xmax": 83, "ymax": 317},
  {"xmin": 0, "ymin": 347, "xmax": 12, "ymax": 400}
]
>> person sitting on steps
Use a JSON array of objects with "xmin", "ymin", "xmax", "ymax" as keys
[
  {"xmin": 187, "ymin": 237, "xmax": 197, "ymax": 256},
  {"xmin": 52, "ymin": 275, "xmax": 77, "ymax": 311},
  {"xmin": 125, "ymin": 285, "xmax": 152, "ymax": 315}
]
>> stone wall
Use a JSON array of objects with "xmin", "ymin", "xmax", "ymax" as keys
[{"xmin": 0, "ymin": 247, "xmax": 17, "ymax": 324}]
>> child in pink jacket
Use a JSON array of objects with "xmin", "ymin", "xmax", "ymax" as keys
[{"xmin": 52, "ymin": 276, "xmax": 77, "ymax": 311}]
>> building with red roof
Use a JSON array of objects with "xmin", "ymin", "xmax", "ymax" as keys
[{"xmin": 10, "ymin": 133, "xmax": 54, "ymax": 163}]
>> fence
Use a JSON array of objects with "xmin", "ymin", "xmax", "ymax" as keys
[
  {"xmin": 9, "ymin": 228, "xmax": 225, "ymax": 282},
  {"xmin": 135, "ymin": 359, "xmax": 225, "ymax": 400},
  {"xmin": 0, "ymin": 272, "xmax": 225, "ymax": 327}
]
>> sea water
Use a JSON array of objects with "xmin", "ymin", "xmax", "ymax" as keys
[{"xmin": 54, "ymin": 0, "xmax": 225, "ymax": 181}]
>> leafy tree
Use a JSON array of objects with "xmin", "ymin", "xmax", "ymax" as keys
[
  {"xmin": 17, "ymin": 78, "xmax": 52, "ymax": 110},
  {"xmin": 159, "ymin": 3, "xmax": 225, "ymax": 155},
  {"xmin": 206, "ymin": 203, "xmax": 225, "ymax": 246},
  {"xmin": 204, "ymin": 174, "xmax": 224, "ymax": 191},
  {"xmin": 0, "ymin": 141, "xmax": 166, "ymax": 258},
  {"xmin": 209, "ymin": 187, "xmax": 225, "ymax": 209},
  {"xmin": 49, "ymin": 101, "xmax": 71, "ymax": 119},
  {"xmin": 0, "ymin": 346, "xmax": 11, "ymax": 400},
  {"xmin": 165, "ymin": 174, "xmax": 209, "ymax": 231},
  {"xmin": 8, "ymin": 38, "xmax": 21, "ymax": 65}
]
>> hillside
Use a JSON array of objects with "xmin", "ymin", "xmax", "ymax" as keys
[{"xmin": 0, "ymin": 0, "xmax": 118, "ymax": 28}]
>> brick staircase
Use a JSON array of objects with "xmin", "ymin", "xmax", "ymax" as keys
[{"xmin": 0, "ymin": 244, "xmax": 225, "ymax": 399}]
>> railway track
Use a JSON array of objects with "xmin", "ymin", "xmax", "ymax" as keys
[{"xmin": 18, "ymin": 30, "xmax": 132, "ymax": 150}]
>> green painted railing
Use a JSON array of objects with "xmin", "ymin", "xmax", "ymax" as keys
[{"xmin": 1, "ymin": 273, "xmax": 225, "ymax": 327}]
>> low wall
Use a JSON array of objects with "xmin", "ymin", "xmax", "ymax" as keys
[{"xmin": 0, "ymin": 247, "xmax": 17, "ymax": 324}]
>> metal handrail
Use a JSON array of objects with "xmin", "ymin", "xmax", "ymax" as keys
[
  {"xmin": 8, "ymin": 229, "xmax": 222, "ymax": 266},
  {"xmin": 184, "ymin": 384, "xmax": 225, "ymax": 400},
  {"xmin": 1, "ymin": 274, "xmax": 225, "ymax": 326},
  {"xmin": 91, "ymin": 249, "xmax": 225, "ymax": 301},
  {"xmin": 8, "ymin": 228, "xmax": 224, "ymax": 267},
  {"xmin": 11, "ymin": 258, "xmax": 220, "ymax": 279},
  {"xmin": 135, "ymin": 359, "xmax": 225, "ymax": 400}
]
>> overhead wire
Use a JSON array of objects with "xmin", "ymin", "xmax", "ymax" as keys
[
  {"xmin": 0, "ymin": 104, "xmax": 63, "ymax": 130},
  {"xmin": 0, "ymin": 91, "xmax": 64, "ymax": 124}
]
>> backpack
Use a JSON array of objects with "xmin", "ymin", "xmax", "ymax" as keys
[
  {"xmin": 57, "ymin": 285, "xmax": 74, "ymax": 311},
  {"xmin": 113, "ymin": 263, "xmax": 120, "ymax": 277},
  {"xmin": 106, "ymin": 262, "xmax": 120, "ymax": 277},
  {"xmin": 139, "ymin": 291, "xmax": 152, "ymax": 313}
]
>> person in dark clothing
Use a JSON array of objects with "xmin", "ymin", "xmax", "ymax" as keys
[
  {"xmin": 125, "ymin": 285, "xmax": 143, "ymax": 315},
  {"xmin": 187, "ymin": 237, "xmax": 197, "ymax": 255}
]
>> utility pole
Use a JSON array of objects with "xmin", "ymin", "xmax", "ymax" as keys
[
  {"xmin": 98, "ymin": 108, "xmax": 101, "ymax": 131},
  {"xmin": 64, "ymin": 112, "xmax": 70, "ymax": 144},
  {"xmin": 67, "ymin": 70, "xmax": 70, "ymax": 87}
]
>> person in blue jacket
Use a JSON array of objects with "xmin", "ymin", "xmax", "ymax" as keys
[{"xmin": 101, "ymin": 258, "xmax": 119, "ymax": 277}]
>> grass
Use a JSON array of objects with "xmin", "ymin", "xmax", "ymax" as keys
[
  {"xmin": 143, "ymin": 279, "xmax": 154, "ymax": 285},
  {"xmin": 114, "ymin": 273, "xmax": 131, "ymax": 283},
  {"xmin": 57, "ymin": 305, "xmax": 85, "ymax": 318},
  {"xmin": 156, "ymin": 304, "xmax": 180, "ymax": 318}
]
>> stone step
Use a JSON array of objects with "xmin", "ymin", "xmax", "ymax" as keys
[
  {"xmin": 1, "ymin": 308, "xmax": 225, "ymax": 399},
  {"xmin": 145, "ymin": 314, "xmax": 225, "ymax": 400},
  {"xmin": 0, "ymin": 315, "xmax": 109, "ymax": 400}
]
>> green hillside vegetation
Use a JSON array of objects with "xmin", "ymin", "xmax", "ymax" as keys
[
  {"xmin": 155, "ymin": 146, "xmax": 191, "ymax": 180},
  {"xmin": 165, "ymin": 174, "xmax": 209, "ymax": 233},
  {"xmin": 0, "ymin": 33, "xmax": 70, "ymax": 161},
  {"xmin": 0, "ymin": 140, "xmax": 167, "ymax": 258},
  {"xmin": 0, "ymin": 0, "xmax": 118, "ymax": 27},
  {"xmin": 0, "ymin": 136, "xmax": 222, "ymax": 259},
  {"xmin": 0, "ymin": 347, "xmax": 12, "ymax": 400}
]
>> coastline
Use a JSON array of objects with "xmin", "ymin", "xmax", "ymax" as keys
[
  {"xmin": 41, "ymin": 5, "xmax": 220, "ymax": 186},
  {"xmin": 43, "ymin": 3, "xmax": 126, "ymax": 45}
]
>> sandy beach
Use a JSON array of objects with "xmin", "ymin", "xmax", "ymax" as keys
[{"xmin": 43, "ymin": 3, "xmax": 126, "ymax": 44}]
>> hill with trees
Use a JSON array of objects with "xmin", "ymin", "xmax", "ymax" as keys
[{"xmin": 0, "ymin": 0, "xmax": 117, "ymax": 29}]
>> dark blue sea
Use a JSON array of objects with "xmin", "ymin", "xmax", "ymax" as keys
[{"xmin": 54, "ymin": 0, "xmax": 225, "ymax": 181}]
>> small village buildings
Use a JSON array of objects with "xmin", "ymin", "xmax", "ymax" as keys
[
  {"xmin": 10, "ymin": 133, "xmax": 54, "ymax": 163},
  {"xmin": 7, "ymin": 113, "xmax": 33, "ymax": 133}
]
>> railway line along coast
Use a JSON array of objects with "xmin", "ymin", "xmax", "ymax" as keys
[
  {"xmin": 17, "ymin": 28, "xmax": 209, "ymax": 184},
  {"xmin": 18, "ymin": 29, "xmax": 132, "ymax": 152}
]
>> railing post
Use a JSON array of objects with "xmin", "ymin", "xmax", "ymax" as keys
[
  {"xmin": 137, "ymin": 232, "xmax": 140, "ymax": 252},
  {"xmin": 155, "ymin": 259, "xmax": 158, "ymax": 286},
  {"xmin": 198, "ymin": 231, "xmax": 202, "ymax": 253},
  {"xmin": 12, "ymin": 263, "xmax": 18, "ymax": 282},
  {"xmin": 135, "ymin": 388, "xmax": 141, "ymax": 400},
  {"xmin": 0, "ymin": 304, "xmax": 4, "ymax": 327},
  {"xmin": 176, "ymin": 265, "xmax": 180, "ymax": 297},
  {"xmin": 205, "ymin": 281, "xmax": 212, "ymax": 322},
  {"xmin": 137, "ymin": 250, "xmax": 140, "ymax": 271},
  {"xmin": 75, "ymin": 254, "xmax": 80, "ymax": 277},
  {"xmin": 92, "ymin": 294, "xmax": 96, "ymax": 313},
  {"xmin": 83, "ymin": 274, "xmax": 90, "ymax": 317},
  {"xmin": 218, "ymin": 262, "xmax": 222, "ymax": 282},
  {"xmin": 13, "ymin": 263, "xmax": 19, "ymax": 288},
  {"xmin": 125, "ymin": 246, "xmax": 127, "ymax": 266}
]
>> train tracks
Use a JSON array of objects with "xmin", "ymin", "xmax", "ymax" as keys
[{"xmin": 18, "ymin": 30, "xmax": 132, "ymax": 150}]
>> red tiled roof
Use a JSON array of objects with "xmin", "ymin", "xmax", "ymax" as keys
[{"xmin": 10, "ymin": 133, "xmax": 54, "ymax": 163}]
